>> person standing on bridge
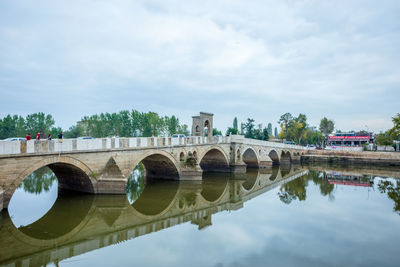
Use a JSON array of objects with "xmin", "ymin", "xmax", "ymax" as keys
[
  {"xmin": 58, "ymin": 132, "xmax": 63, "ymax": 143},
  {"xmin": 26, "ymin": 133, "xmax": 31, "ymax": 141},
  {"xmin": 36, "ymin": 132, "xmax": 40, "ymax": 140}
]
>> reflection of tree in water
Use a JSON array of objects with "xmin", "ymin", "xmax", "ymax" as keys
[
  {"xmin": 278, "ymin": 171, "xmax": 335, "ymax": 204},
  {"xmin": 18, "ymin": 167, "xmax": 57, "ymax": 194},
  {"xmin": 310, "ymin": 171, "xmax": 335, "ymax": 201},
  {"xmin": 278, "ymin": 176, "xmax": 308, "ymax": 204},
  {"xmin": 377, "ymin": 180, "xmax": 400, "ymax": 215},
  {"xmin": 126, "ymin": 163, "xmax": 145, "ymax": 204}
]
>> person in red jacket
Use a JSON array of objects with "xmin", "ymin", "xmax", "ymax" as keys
[
  {"xmin": 26, "ymin": 133, "xmax": 31, "ymax": 141},
  {"xmin": 36, "ymin": 132, "xmax": 41, "ymax": 140}
]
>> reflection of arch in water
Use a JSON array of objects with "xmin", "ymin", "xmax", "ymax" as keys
[
  {"xmin": 268, "ymin": 150, "xmax": 280, "ymax": 166},
  {"xmin": 200, "ymin": 173, "xmax": 229, "ymax": 203},
  {"xmin": 280, "ymin": 164, "xmax": 292, "ymax": 177},
  {"xmin": 280, "ymin": 151, "xmax": 292, "ymax": 165},
  {"xmin": 242, "ymin": 147, "xmax": 259, "ymax": 169},
  {"xmin": 18, "ymin": 193, "xmax": 95, "ymax": 240},
  {"xmin": 129, "ymin": 151, "xmax": 180, "ymax": 180},
  {"xmin": 269, "ymin": 166, "xmax": 280, "ymax": 181},
  {"xmin": 6, "ymin": 194, "xmax": 96, "ymax": 247},
  {"xmin": 199, "ymin": 147, "xmax": 230, "ymax": 172},
  {"xmin": 241, "ymin": 170, "xmax": 259, "ymax": 191},
  {"xmin": 131, "ymin": 180, "xmax": 180, "ymax": 217}
]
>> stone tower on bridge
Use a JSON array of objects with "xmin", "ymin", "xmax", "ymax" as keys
[{"xmin": 192, "ymin": 112, "xmax": 213, "ymax": 137}]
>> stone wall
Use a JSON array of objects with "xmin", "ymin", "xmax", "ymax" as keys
[{"xmin": 303, "ymin": 150, "xmax": 400, "ymax": 166}]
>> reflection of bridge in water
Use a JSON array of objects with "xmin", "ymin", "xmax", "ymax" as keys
[{"xmin": 0, "ymin": 166, "xmax": 308, "ymax": 267}]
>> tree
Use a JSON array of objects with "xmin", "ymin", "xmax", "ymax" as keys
[
  {"xmin": 243, "ymin": 118, "xmax": 255, "ymax": 138},
  {"xmin": 267, "ymin": 123, "xmax": 272, "ymax": 136},
  {"xmin": 388, "ymin": 113, "xmax": 400, "ymax": 140},
  {"xmin": 293, "ymin": 113, "xmax": 307, "ymax": 144},
  {"xmin": 319, "ymin": 117, "xmax": 335, "ymax": 145},
  {"xmin": 274, "ymin": 127, "xmax": 278, "ymax": 138},
  {"xmin": 25, "ymin": 112, "xmax": 55, "ymax": 136},
  {"xmin": 167, "ymin": 115, "xmax": 179, "ymax": 135},
  {"xmin": 64, "ymin": 125, "xmax": 84, "ymax": 138},
  {"xmin": 262, "ymin": 127, "xmax": 269, "ymax": 141},
  {"xmin": 177, "ymin": 124, "xmax": 190, "ymax": 136},
  {"xmin": 233, "ymin": 117, "xmax": 238, "ymax": 132},
  {"xmin": 375, "ymin": 132, "xmax": 393, "ymax": 146},
  {"xmin": 278, "ymin": 113, "xmax": 293, "ymax": 139},
  {"xmin": 0, "ymin": 115, "xmax": 25, "ymax": 139},
  {"xmin": 213, "ymin": 128, "xmax": 222, "ymax": 136},
  {"xmin": 226, "ymin": 117, "xmax": 239, "ymax": 135}
]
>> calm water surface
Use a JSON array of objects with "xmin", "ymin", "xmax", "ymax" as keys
[{"xmin": 1, "ymin": 165, "xmax": 400, "ymax": 267}]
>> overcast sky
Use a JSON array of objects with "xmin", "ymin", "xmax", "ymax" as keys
[{"xmin": 0, "ymin": 0, "xmax": 399, "ymax": 133}]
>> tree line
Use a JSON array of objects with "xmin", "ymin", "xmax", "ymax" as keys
[
  {"xmin": 225, "ymin": 113, "xmax": 331, "ymax": 145},
  {"xmin": 374, "ymin": 114, "xmax": 400, "ymax": 147},
  {"xmin": 1, "ymin": 110, "xmax": 398, "ymax": 147},
  {"xmin": 0, "ymin": 110, "xmax": 190, "ymax": 139}
]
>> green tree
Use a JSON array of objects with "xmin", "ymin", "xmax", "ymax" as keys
[
  {"xmin": 177, "ymin": 124, "xmax": 190, "ymax": 136},
  {"xmin": 227, "ymin": 117, "xmax": 239, "ymax": 135},
  {"xmin": 278, "ymin": 113, "xmax": 293, "ymax": 138},
  {"xmin": 0, "ymin": 115, "xmax": 26, "ymax": 139},
  {"xmin": 375, "ymin": 132, "xmax": 393, "ymax": 146},
  {"xmin": 25, "ymin": 112, "xmax": 56, "ymax": 136},
  {"xmin": 166, "ymin": 115, "xmax": 180, "ymax": 135},
  {"xmin": 291, "ymin": 113, "xmax": 307, "ymax": 144},
  {"xmin": 388, "ymin": 113, "xmax": 400, "ymax": 140},
  {"xmin": 64, "ymin": 125, "xmax": 84, "ymax": 138},
  {"xmin": 319, "ymin": 117, "xmax": 335, "ymax": 145},
  {"xmin": 213, "ymin": 128, "xmax": 222, "ymax": 136},
  {"xmin": 267, "ymin": 123, "xmax": 272, "ymax": 136},
  {"xmin": 274, "ymin": 127, "xmax": 278, "ymax": 138},
  {"xmin": 243, "ymin": 118, "xmax": 255, "ymax": 138},
  {"xmin": 233, "ymin": 117, "xmax": 238, "ymax": 132}
]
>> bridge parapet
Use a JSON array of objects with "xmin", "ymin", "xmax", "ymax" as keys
[
  {"xmin": 0, "ymin": 136, "xmax": 233, "ymax": 156},
  {"xmin": 231, "ymin": 135, "xmax": 307, "ymax": 150}
]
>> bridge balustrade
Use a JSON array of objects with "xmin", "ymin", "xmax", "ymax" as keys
[{"xmin": 0, "ymin": 135, "xmax": 305, "ymax": 156}]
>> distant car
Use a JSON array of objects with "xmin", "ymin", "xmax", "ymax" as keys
[
  {"xmin": 172, "ymin": 134, "xmax": 186, "ymax": 138},
  {"xmin": 1, "ymin": 137, "xmax": 26, "ymax": 141},
  {"xmin": 285, "ymin": 141, "xmax": 296, "ymax": 145},
  {"xmin": 77, "ymin": 136, "xmax": 95, "ymax": 140}
]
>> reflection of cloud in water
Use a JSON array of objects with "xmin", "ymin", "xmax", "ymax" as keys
[{"xmin": 8, "ymin": 167, "xmax": 58, "ymax": 227}]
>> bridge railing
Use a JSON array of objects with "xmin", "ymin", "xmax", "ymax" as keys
[
  {"xmin": 230, "ymin": 135, "xmax": 308, "ymax": 150},
  {"xmin": 0, "ymin": 135, "xmax": 232, "ymax": 155}
]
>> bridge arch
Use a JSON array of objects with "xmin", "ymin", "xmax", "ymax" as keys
[
  {"xmin": 242, "ymin": 147, "xmax": 259, "ymax": 168},
  {"xmin": 129, "ymin": 150, "xmax": 180, "ymax": 180},
  {"xmin": 199, "ymin": 146, "xmax": 230, "ymax": 172},
  {"xmin": 281, "ymin": 151, "xmax": 292, "ymax": 165},
  {"xmin": 268, "ymin": 150, "xmax": 280, "ymax": 165}
]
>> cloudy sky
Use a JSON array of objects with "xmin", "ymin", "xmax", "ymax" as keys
[{"xmin": 0, "ymin": 0, "xmax": 399, "ymax": 133}]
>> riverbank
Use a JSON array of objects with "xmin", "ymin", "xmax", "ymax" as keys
[{"xmin": 301, "ymin": 150, "xmax": 400, "ymax": 167}]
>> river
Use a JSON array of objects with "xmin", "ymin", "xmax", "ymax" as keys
[{"xmin": 1, "ymin": 164, "xmax": 400, "ymax": 267}]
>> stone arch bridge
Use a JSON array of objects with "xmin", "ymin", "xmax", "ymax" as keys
[{"xmin": 0, "ymin": 135, "xmax": 308, "ymax": 211}]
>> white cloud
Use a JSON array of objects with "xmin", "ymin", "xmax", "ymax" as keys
[{"xmin": 0, "ymin": 0, "xmax": 399, "ymax": 132}]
